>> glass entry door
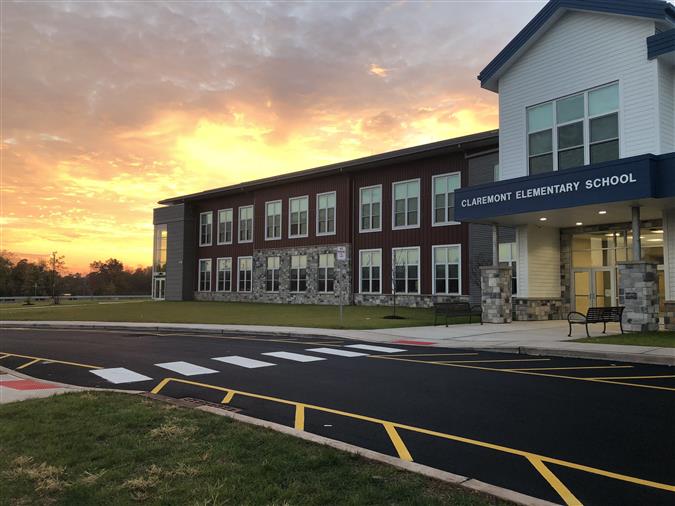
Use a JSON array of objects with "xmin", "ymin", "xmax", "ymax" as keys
[
  {"xmin": 152, "ymin": 277, "xmax": 165, "ymax": 300},
  {"xmin": 573, "ymin": 268, "xmax": 615, "ymax": 313}
]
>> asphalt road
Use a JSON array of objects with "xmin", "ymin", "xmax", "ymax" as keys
[{"xmin": 1, "ymin": 327, "xmax": 674, "ymax": 505}]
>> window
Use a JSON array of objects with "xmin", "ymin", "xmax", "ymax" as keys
[
  {"xmin": 290, "ymin": 255, "xmax": 307, "ymax": 292},
  {"xmin": 527, "ymin": 82, "xmax": 619, "ymax": 174},
  {"xmin": 238, "ymin": 206, "xmax": 253, "ymax": 243},
  {"xmin": 216, "ymin": 257, "xmax": 232, "ymax": 292},
  {"xmin": 499, "ymin": 242, "xmax": 518, "ymax": 295},
  {"xmin": 360, "ymin": 249, "xmax": 381, "ymax": 294},
  {"xmin": 433, "ymin": 245, "xmax": 461, "ymax": 295},
  {"xmin": 265, "ymin": 201, "xmax": 282, "ymax": 240},
  {"xmin": 317, "ymin": 192, "xmax": 336, "ymax": 236},
  {"xmin": 199, "ymin": 212, "xmax": 213, "ymax": 246},
  {"xmin": 289, "ymin": 197, "xmax": 309, "ymax": 237},
  {"xmin": 393, "ymin": 180, "xmax": 419, "ymax": 229},
  {"xmin": 432, "ymin": 173, "xmax": 461, "ymax": 225},
  {"xmin": 360, "ymin": 185, "xmax": 381, "ymax": 232},
  {"xmin": 198, "ymin": 259, "xmax": 211, "ymax": 292},
  {"xmin": 393, "ymin": 248, "xmax": 419, "ymax": 294},
  {"xmin": 318, "ymin": 253, "xmax": 335, "ymax": 293},
  {"xmin": 217, "ymin": 209, "xmax": 233, "ymax": 245},
  {"xmin": 266, "ymin": 256, "xmax": 280, "ymax": 292},
  {"xmin": 238, "ymin": 257, "xmax": 252, "ymax": 292},
  {"xmin": 153, "ymin": 224, "xmax": 167, "ymax": 273}
]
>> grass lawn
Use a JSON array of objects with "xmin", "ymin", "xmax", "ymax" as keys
[
  {"xmin": 0, "ymin": 392, "xmax": 507, "ymax": 506},
  {"xmin": 573, "ymin": 331, "xmax": 675, "ymax": 348},
  {"xmin": 0, "ymin": 300, "xmax": 473, "ymax": 329}
]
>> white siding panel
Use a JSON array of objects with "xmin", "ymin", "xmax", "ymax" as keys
[
  {"xmin": 498, "ymin": 12, "xmax": 659, "ymax": 180},
  {"xmin": 664, "ymin": 208, "xmax": 675, "ymax": 301},
  {"xmin": 526, "ymin": 226, "xmax": 561, "ymax": 298},
  {"xmin": 658, "ymin": 60, "xmax": 674, "ymax": 153}
]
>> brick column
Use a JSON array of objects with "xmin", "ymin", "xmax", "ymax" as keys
[
  {"xmin": 618, "ymin": 261, "xmax": 659, "ymax": 332},
  {"xmin": 480, "ymin": 266, "xmax": 512, "ymax": 323}
]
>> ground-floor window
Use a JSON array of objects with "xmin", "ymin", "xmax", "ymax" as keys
[
  {"xmin": 266, "ymin": 256, "xmax": 280, "ymax": 292},
  {"xmin": 318, "ymin": 253, "xmax": 335, "ymax": 292},
  {"xmin": 393, "ymin": 247, "xmax": 419, "ymax": 294},
  {"xmin": 238, "ymin": 257, "xmax": 252, "ymax": 292},
  {"xmin": 360, "ymin": 249, "xmax": 381, "ymax": 294},
  {"xmin": 216, "ymin": 257, "xmax": 232, "ymax": 292},
  {"xmin": 290, "ymin": 255, "xmax": 307, "ymax": 292},
  {"xmin": 433, "ymin": 245, "xmax": 460, "ymax": 294},
  {"xmin": 499, "ymin": 242, "xmax": 517, "ymax": 294},
  {"xmin": 198, "ymin": 259, "xmax": 212, "ymax": 292}
]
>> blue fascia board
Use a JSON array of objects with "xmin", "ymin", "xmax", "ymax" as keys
[
  {"xmin": 478, "ymin": 0, "xmax": 674, "ymax": 91},
  {"xmin": 647, "ymin": 28, "xmax": 675, "ymax": 58}
]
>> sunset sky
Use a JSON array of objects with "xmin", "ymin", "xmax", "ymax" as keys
[{"xmin": 1, "ymin": 1, "xmax": 543, "ymax": 273}]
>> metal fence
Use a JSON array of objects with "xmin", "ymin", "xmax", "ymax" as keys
[{"xmin": 0, "ymin": 295, "xmax": 151, "ymax": 304}]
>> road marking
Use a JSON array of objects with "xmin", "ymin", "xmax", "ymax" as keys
[
  {"xmin": 588, "ymin": 374, "xmax": 675, "ymax": 381},
  {"xmin": 346, "ymin": 344, "xmax": 406, "ymax": 353},
  {"xmin": 212, "ymin": 356, "xmax": 275, "ymax": 369},
  {"xmin": 306, "ymin": 348, "xmax": 367, "ymax": 357},
  {"xmin": 16, "ymin": 358, "xmax": 43, "ymax": 370},
  {"xmin": 438, "ymin": 358, "xmax": 550, "ymax": 364},
  {"xmin": 261, "ymin": 352, "xmax": 325, "ymax": 363},
  {"xmin": 509, "ymin": 365, "xmax": 634, "ymax": 372},
  {"xmin": 527, "ymin": 455, "xmax": 582, "ymax": 506},
  {"xmin": 391, "ymin": 352, "xmax": 479, "ymax": 358},
  {"xmin": 155, "ymin": 361, "xmax": 219, "ymax": 376},
  {"xmin": 295, "ymin": 404, "xmax": 305, "ymax": 431},
  {"xmin": 0, "ymin": 351, "xmax": 102, "ymax": 370},
  {"xmin": 90, "ymin": 367, "xmax": 152, "ymax": 384},
  {"xmin": 222, "ymin": 391, "xmax": 235, "ymax": 404},
  {"xmin": 383, "ymin": 422, "xmax": 413, "ymax": 462},
  {"xmin": 392, "ymin": 339, "xmax": 435, "ymax": 345}
]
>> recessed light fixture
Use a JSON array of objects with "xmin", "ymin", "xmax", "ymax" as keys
[
  {"xmin": 576, "ymin": 222, "xmax": 583, "ymax": 226},
  {"xmin": 598, "ymin": 210, "xmax": 607, "ymax": 215},
  {"xmin": 647, "ymin": 238, "xmax": 663, "ymax": 242},
  {"xmin": 653, "ymin": 230, "xmax": 664, "ymax": 234},
  {"xmin": 539, "ymin": 217, "xmax": 547, "ymax": 222}
]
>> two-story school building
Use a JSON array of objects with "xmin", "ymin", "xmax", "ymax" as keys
[{"xmin": 153, "ymin": 0, "xmax": 675, "ymax": 330}]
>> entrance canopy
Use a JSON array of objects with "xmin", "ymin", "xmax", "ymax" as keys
[{"xmin": 454, "ymin": 153, "xmax": 675, "ymax": 228}]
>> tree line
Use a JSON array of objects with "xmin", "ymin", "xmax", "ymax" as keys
[{"xmin": 0, "ymin": 251, "xmax": 152, "ymax": 298}]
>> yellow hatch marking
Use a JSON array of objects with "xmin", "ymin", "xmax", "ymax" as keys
[{"xmin": 528, "ymin": 456, "xmax": 582, "ymax": 506}]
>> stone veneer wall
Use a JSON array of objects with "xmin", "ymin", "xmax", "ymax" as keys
[
  {"xmin": 480, "ymin": 266, "xmax": 512, "ymax": 323},
  {"xmin": 354, "ymin": 294, "xmax": 468, "ymax": 308},
  {"xmin": 664, "ymin": 301, "xmax": 675, "ymax": 331},
  {"xmin": 618, "ymin": 261, "xmax": 660, "ymax": 332},
  {"xmin": 513, "ymin": 298, "xmax": 563, "ymax": 321}
]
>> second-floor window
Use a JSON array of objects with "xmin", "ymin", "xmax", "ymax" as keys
[
  {"xmin": 318, "ymin": 253, "xmax": 335, "ymax": 292},
  {"xmin": 217, "ymin": 209, "xmax": 233, "ymax": 245},
  {"xmin": 265, "ymin": 201, "xmax": 282, "ymax": 240},
  {"xmin": 527, "ymin": 82, "xmax": 619, "ymax": 175},
  {"xmin": 317, "ymin": 192, "xmax": 336, "ymax": 235},
  {"xmin": 216, "ymin": 257, "xmax": 232, "ymax": 292},
  {"xmin": 393, "ymin": 180, "xmax": 420, "ymax": 229},
  {"xmin": 238, "ymin": 206, "xmax": 253, "ymax": 243},
  {"xmin": 266, "ymin": 256, "xmax": 280, "ymax": 292},
  {"xmin": 290, "ymin": 254, "xmax": 307, "ymax": 292},
  {"xmin": 289, "ymin": 196, "xmax": 308, "ymax": 238},
  {"xmin": 238, "ymin": 257, "xmax": 252, "ymax": 292},
  {"xmin": 199, "ymin": 212, "xmax": 212, "ymax": 246},
  {"xmin": 198, "ymin": 258, "xmax": 211, "ymax": 291},
  {"xmin": 433, "ymin": 173, "xmax": 461, "ymax": 225},
  {"xmin": 360, "ymin": 185, "xmax": 381, "ymax": 232}
]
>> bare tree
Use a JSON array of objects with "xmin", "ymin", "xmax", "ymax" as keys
[{"xmin": 48, "ymin": 252, "xmax": 66, "ymax": 304}]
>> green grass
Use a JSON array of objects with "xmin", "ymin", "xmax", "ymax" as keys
[
  {"xmin": 573, "ymin": 331, "xmax": 675, "ymax": 348},
  {"xmin": 0, "ymin": 300, "xmax": 473, "ymax": 329},
  {"xmin": 0, "ymin": 392, "xmax": 507, "ymax": 506}
]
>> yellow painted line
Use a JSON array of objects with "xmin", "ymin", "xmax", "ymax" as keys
[
  {"xmin": 390, "ymin": 353, "xmax": 479, "ymax": 358},
  {"xmin": 0, "ymin": 353, "xmax": 9, "ymax": 360},
  {"xmin": 0, "ymin": 352, "xmax": 102, "ymax": 370},
  {"xmin": 438, "ymin": 358, "xmax": 550, "ymax": 364},
  {"xmin": 150, "ymin": 377, "xmax": 675, "ymax": 495},
  {"xmin": 294, "ymin": 404, "xmax": 305, "ymax": 431},
  {"xmin": 527, "ymin": 456, "xmax": 582, "ymax": 506},
  {"xmin": 16, "ymin": 358, "xmax": 42, "ymax": 370},
  {"xmin": 588, "ymin": 374, "xmax": 675, "ymax": 381},
  {"xmin": 509, "ymin": 365, "xmax": 634, "ymax": 372},
  {"xmin": 222, "ymin": 391, "xmax": 235, "ymax": 404},
  {"xmin": 383, "ymin": 422, "xmax": 413, "ymax": 462}
]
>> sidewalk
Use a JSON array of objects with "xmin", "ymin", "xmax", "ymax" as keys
[
  {"xmin": 2, "ymin": 319, "xmax": 673, "ymax": 365},
  {"xmin": 0, "ymin": 366, "xmax": 88, "ymax": 404}
]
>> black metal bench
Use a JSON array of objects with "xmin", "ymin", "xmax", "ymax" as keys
[
  {"xmin": 433, "ymin": 302, "xmax": 483, "ymax": 327},
  {"xmin": 567, "ymin": 306, "xmax": 624, "ymax": 337}
]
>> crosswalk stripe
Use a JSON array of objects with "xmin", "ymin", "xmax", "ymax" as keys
[
  {"xmin": 212, "ymin": 356, "xmax": 276, "ymax": 369},
  {"xmin": 306, "ymin": 348, "xmax": 367, "ymax": 357},
  {"xmin": 90, "ymin": 367, "xmax": 152, "ymax": 384},
  {"xmin": 262, "ymin": 352, "xmax": 325, "ymax": 362},
  {"xmin": 345, "ymin": 344, "xmax": 406, "ymax": 353},
  {"xmin": 155, "ymin": 361, "xmax": 218, "ymax": 376}
]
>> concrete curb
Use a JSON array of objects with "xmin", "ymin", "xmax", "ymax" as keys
[{"xmin": 483, "ymin": 345, "xmax": 675, "ymax": 366}]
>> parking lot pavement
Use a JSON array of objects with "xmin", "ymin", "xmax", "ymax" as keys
[{"xmin": 1, "ymin": 327, "xmax": 674, "ymax": 505}]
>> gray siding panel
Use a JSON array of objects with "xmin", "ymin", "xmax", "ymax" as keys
[{"xmin": 154, "ymin": 204, "xmax": 195, "ymax": 301}]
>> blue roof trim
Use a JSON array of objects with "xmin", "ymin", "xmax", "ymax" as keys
[
  {"xmin": 647, "ymin": 28, "xmax": 675, "ymax": 58},
  {"xmin": 478, "ymin": 0, "xmax": 675, "ymax": 90}
]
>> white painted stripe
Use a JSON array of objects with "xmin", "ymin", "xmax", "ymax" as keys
[
  {"xmin": 306, "ymin": 348, "xmax": 367, "ymax": 357},
  {"xmin": 90, "ymin": 367, "xmax": 152, "ymax": 384},
  {"xmin": 261, "ymin": 351, "xmax": 325, "ymax": 363},
  {"xmin": 155, "ymin": 361, "xmax": 218, "ymax": 376},
  {"xmin": 345, "ymin": 344, "xmax": 406, "ymax": 353},
  {"xmin": 212, "ymin": 356, "xmax": 276, "ymax": 369}
]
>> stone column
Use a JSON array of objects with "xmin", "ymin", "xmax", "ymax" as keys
[
  {"xmin": 618, "ymin": 261, "xmax": 659, "ymax": 332},
  {"xmin": 480, "ymin": 266, "xmax": 512, "ymax": 323}
]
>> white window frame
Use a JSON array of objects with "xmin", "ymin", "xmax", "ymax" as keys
[
  {"xmin": 217, "ymin": 209, "xmax": 233, "ymax": 245},
  {"xmin": 392, "ymin": 246, "xmax": 421, "ymax": 295},
  {"xmin": 359, "ymin": 248, "xmax": 382, "ymax": 294},
  {"xmin": 318, "ymin": 253, "xmax": 335, "ymax": 293},
  {"xmin": 265, "ymin": 200, "xmax": 282, "ymax": 241},
  {"xmin": 216, "ymin": 257, "xmax": 232, "ymax": 292},
  {"xmin": 198, "ymin": 258, "xmax": 212, "ymax": 292},
  {"xmin": 316, "ymin": 191, "xmax": 337, "ymax": 237},
  {"xmin": 266, "ymin": 256, "xmax": 280, "ymax": 293},
  {"xmin": 238, "ymin": 205, "xmax": 254, "ymax": 244},
  {"xmin": 431, "ymin": 172, "xmax": 461, "ymax": 227},
  {"xmin": 431, "ymin": 244, "xmax": 462, "ymax": 295},
  {"xmin": 199, "ymin": 211, "xmax": 213, "ymax": 247},
  {"xmin": 359, "ymin": 185, "xmax": 382, "ymax": 233},
  {"xmin": 288, "ymin": 196, "xmax": 309, "ymax": 239},
  {"xmin": 290, "ymin": 254, "xmax": 308, "ymax": 292},
  {"xmin": 237, "ymin": 256, "xmax": 253, "ymax": 292},
  {"xmin": 499, "ymin": 241, "xmax": 518, "ymax": 296},
  {"xmin": 392, "ymin": 179, "xmax": 421, "ymax": 230}
]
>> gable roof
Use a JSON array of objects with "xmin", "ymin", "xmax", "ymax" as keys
[{"xmin": 478, "ymin": 0, "xmax": 675, "ymax": 92}]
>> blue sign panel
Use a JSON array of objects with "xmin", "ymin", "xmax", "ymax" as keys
[{"xmin": 454, "ymin": 154, "xmax": 666, "ymax": 221}]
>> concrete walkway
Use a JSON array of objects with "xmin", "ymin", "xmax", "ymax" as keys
[
  {"xmin": 2, "ymin": 319, "xmax": 673, "ymax": 365},
  {"xmin": 0, "ymin": 367, "xmax": 88, "ymax": 404}
]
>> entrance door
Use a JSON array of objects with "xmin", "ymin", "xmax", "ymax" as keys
[
  {"xmin": 572, "ymin": 268, "xmax": 615, "ymax": 313},
  {"xmin": 153, "ymin": 277, "xmax": 165, "ymax": 300}
]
